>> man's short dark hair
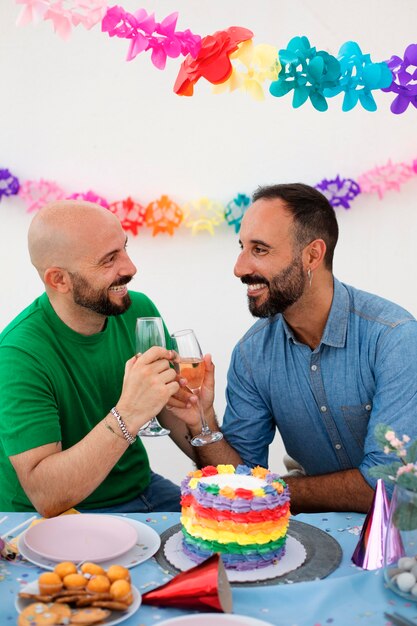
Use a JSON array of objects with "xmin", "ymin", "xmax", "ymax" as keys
[{"xmin": 252, "ymin": 183, "xmax": 339, "ymax": 269}]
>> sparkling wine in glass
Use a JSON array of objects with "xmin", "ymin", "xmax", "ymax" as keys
[
  {"xmin": 135, "ymin": 317, "xmax": 170, "ymax": 437},
  {"xmin": 170, "ymin": 329, "xmax": 223, "ymax": 447}
]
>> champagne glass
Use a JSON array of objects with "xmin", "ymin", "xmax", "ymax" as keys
[
  {"xmin": 135, "ymin": 317, "xmax": 170, "ymax": 437},
  {"xmin": 170, "ymin": 329, "xmax": 223, "ymax": 446}
]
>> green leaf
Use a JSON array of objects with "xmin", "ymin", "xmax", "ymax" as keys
[
  {"xmin": 369, "ymin": 461, "xmax": 401, "ymax": 481},
  {"xmin": 406, "ymin": 440, "xmax": 417, "ymax": 464},
  {"xmin": 397, "ymin": 473, "xmax": 417, "ymax": 492},
  {"xmin": 374, "ymin": 423, "xmax": 393, "ymax": 448},
  {"xmin": 393, "ymin": 502, "xmax": 417, "ymax": 531}
]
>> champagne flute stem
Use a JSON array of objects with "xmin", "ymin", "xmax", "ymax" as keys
[{"xmin": 196, "ymin": 393, "xmax": 212, "ymax": 435}]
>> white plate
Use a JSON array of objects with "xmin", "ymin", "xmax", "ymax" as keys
[
  {"xmin": 24, "ymin": 514, "xmax": 138, "ymax": 562},
  {"xmin": 16, "ymin": 579, "xmax": 141, "ymax": 626},
  {"xmin": 19, "ymin": 516, "xmax": 161, "ymax": 570},
  {"xmin": 164, "ymin": 531, "xmax": 306, "ymax": 583},
  {"xmin": 154, "ymin": 615, "xmax": 275, "ymax": 626}
]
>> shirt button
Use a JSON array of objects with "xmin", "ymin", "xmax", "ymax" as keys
[
  {"xmin": 311, "ymin": 365, "xmax": 317, "ymax": 371},
  {"xmin": 320, "ymin": 405, "xmax": 327, "ymax": 412},
  {"xmin": 335, "ymin": 443, "xmax": 342, "ymax": 450},
  {"xmin": 365, "ymin": 404, "xmax": 372, "ymax": 411}
]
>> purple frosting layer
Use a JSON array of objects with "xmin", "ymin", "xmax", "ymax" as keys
[{"xmin": 182, "ymin": 538, "xmax": 287, "ymax": 571}]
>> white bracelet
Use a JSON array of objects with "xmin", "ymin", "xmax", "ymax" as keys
[{"xmin": 110, "ymin": 407, "xmax": 137, "ymax": 446}]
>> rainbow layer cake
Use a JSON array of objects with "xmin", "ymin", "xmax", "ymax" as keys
[{"xmin": 180, "ymin": 464, "xmax": 291, "ymax": 571}]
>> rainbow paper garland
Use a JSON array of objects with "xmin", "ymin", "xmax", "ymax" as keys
[
  {"xmin": 12, "ymin": 1, "xmax": 417, "ymax": 113},
  {"xmin": 1, "ymin": 155, "xmax": 417, "ymax": 236}
]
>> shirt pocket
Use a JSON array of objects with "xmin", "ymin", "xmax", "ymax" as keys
[{"xmin": 341, "ymin": 403, "xmax": 372, "ymax": 449}]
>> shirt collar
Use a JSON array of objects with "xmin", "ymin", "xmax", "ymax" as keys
[{"xmin": 281, "ymin": 277, "xmax": 349, "ymax": 349}]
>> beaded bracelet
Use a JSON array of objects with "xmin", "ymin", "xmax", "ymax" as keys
[{"xmin": 110, "ymin": 407, "xmax": 137, "ymax": 445}]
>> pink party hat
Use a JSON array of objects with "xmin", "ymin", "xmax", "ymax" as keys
[{"xmin": 351, "ymin": 478, "xmax": 403, "ymax": 569}]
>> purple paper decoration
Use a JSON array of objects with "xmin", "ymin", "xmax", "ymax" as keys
[
  {"xmin": 352, "ymin": 479, "xmax": 403, "ymax": 570},
  {"xmin": 0, "ymin": 168, "xmax": 20, "ymax": 201},
  {"xmin": 383, "ymin": 44, "xmax": 417, "ymax": 114},
  {"xmin": 315, "ymin": 176, "xmax": 361, "ymax": 209}
]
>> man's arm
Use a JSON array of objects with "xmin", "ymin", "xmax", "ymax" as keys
[
  {"xmin": 284, "ymin": 469, "xmax": 374, "ymax": 514},
  {"xmin": 9, "ymin": 348, "xmax": 179, "ymax": 517}
]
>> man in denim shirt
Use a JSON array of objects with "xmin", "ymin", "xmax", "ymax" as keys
[{"xmin": 174, "ymin": 183, "xmax": 417, "ymax": 513}]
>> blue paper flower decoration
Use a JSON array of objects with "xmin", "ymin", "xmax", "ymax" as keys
[
  {"xmin": 315, "ymin": 176, "xmax": 361, "ymax": 209},
  {"xmin": 225, "ymin": 193, "xmax": 251, "ymax": 232},
  {"xmin": 382, "ymin": 44, "xmax": 417, "ymax": 114},
  {"xmin": 0, "ymin": 168, "xmax": 20, "ymax": 201},
  {"xmin": 324, "ymin": 41, "xmax": 393, "ymax": 111},
  {"xmin": 270, "ymin": 36, "xmax": 341, "ymax": 111}
]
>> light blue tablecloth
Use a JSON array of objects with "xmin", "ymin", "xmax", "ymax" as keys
[{"xmin": 1, "ymin": 511, "xmax": 416, "ymax": 626}]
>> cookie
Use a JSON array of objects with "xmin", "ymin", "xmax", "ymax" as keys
[
  {"xmin": 91, "ymin": 600, "xmax": 129, "ymax": 611},
  {"xmin": 18, "ymin": 602, "xmax": 60, "ymax": 626},
  {"xmin": 75, "ymin": 593, "xmax": 112, "ymax": 606},
  {"xmin": 48, "ymin": 603, "xmax": 72, "ymax": 620},
  {"xmin": 68, "ymin": 608, "xmax": 111, "ymax": 624}
]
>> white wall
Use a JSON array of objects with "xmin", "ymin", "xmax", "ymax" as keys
[{"xmin": 1, "ymin": 0, "xmax": 417, "ymax": 484}]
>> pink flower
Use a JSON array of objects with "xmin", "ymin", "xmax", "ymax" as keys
[
  {"xmin": 397, "ymin": 463, "xmax": 415, "ymax": 477},
  {"xmin": 385, "ymin": 430, "xmax": 395, "ymax": 442},
  {"xmin": 403, "ymin": 435, "xmax": 411, "ymax": 443}
]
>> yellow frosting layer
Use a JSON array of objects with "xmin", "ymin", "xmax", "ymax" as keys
[{"xmin": 181, "ymin": 514, "xmax": 289, "ymax": 545}]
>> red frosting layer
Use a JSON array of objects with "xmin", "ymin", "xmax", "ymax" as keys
[{"xmin": 181, "ymin": 494, "xmax": 290, "ymax": 523}]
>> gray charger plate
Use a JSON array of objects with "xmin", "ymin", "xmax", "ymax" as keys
[{"xmin": 154, "ymin": 519, "xmax": 342, "ymax": 587}]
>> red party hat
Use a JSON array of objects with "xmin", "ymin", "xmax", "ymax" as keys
[
  {"xmin": 142, "ymin": 554, "xmax": 232, "ymax": 612},
  {"xmin": 351, "ymin": 478, "xmax": 403, "ymax": 569}
]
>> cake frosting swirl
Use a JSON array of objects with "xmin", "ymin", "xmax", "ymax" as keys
[{"xmin": 180, "ymin": 464, "xmax": 290, "ymax": 571}]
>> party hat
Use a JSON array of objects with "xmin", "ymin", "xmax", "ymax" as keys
[
  {"xmin": 142, "ymin": 554, "xmax": 232, "ymax": 612},
  {"xmin": 351, "ymin": 478, "xmax": 403, "ymax": 569}
]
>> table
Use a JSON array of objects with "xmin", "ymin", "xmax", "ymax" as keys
[{"xmin": 1, "ymin": 511, "xmax": 416, "ymax": 626}]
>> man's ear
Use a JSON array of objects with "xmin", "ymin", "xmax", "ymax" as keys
[
  {"xmin": 44, "ymin": 267, "xmax": 72, "ymax": 293},
  {"xmin": 304, "ymin": 239, "xmax": 327, "ymax": 270}
]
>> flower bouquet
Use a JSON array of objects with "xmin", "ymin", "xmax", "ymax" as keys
[{"xmin": 370, "ymin": 424, "xmax": 417, "ymax": 531}]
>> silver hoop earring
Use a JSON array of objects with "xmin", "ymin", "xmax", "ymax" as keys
[{"xmin": 307, "ymin": 268, "xmax": 313, "ymax": 288}]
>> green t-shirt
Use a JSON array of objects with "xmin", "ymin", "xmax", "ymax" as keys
[{"xmin": 0, "ymin": 291, "xmax": 167, "ymax": 511}]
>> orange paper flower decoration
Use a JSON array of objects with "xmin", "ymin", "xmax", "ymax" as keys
[
  {"xmin": 108, "ymin": 197, "xmax": 146, "ymax": 235},
  {"xmin": 174, "ymin": 26, "xmax": 254, "ymax": 96},
  {"xmin": 145, "ymin": 194, "xmax": 183, "ymax": 236},
  {"xmin": 182, "ymin": 197, "xmax": 225, "ymax": 235}
]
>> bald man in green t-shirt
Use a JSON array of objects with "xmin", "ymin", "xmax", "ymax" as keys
[{"xmin": 0, "ymin": 200, "xmax": 192, "ymax": 516}]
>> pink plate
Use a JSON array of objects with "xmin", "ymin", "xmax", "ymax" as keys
[{"xmin": 23, "ymin": 514, "xmax": 138, "ymax": 563}]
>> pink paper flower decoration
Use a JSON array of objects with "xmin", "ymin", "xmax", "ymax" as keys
[
  {"xmin": 67, "ymin": 189, "xmax": 109, "ymax": 208},
  {"xmin": 16, "ymin": 0, "xmax": 107, "ymax": 39},
  {"xmin": 18, "ymin": 178, "xmax": 65, "ymax": 212},
  {"xmin": 108, "ymin": 197, "xmax": 146, "ymax": 236},
  {"xmin": 181, "ymin": 197, "xmax": 225, "ymax": 235},
  {"xmin": 357, "ymin": 160, "xmax": 416, "ymax": 199},
  {"xmin": 102, "ymin": 6, "xmax": 201, "ymax": 70},
  {"xmin": 145, "ymin": 195, "xmax": 183, "ymax": 236},
  {"xmin": 15, "ymin": 0, "xmax": 49, "ymax": 26}
]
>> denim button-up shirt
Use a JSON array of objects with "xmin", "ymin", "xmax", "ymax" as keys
[{"xmin": 222, "ymin": 278, "xmax": 417, "ymax": 492}]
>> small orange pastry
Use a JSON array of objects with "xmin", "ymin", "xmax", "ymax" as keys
[
  {"xmin": 62, "ymin": 573, "xmax": 88, "ymax": 589},
  {"xmin": 80, "ymin": 562, "xmax": 106, "ymax": 577},
  {"xmin": 86, "ymin": 574, "xmax": 111, "ymax": 594},
  {"xmin": 38, "ymin": 572, "xmax": 63, "ymax": 595},
  {"xmin": 53, "ymin": 561, "xmax": 77, "ymax": 579},
  {"xmin": 110, "ymin": 579, "xmax": 133, "ymax": 605},
  {"xmin": 106, "ymin": 564, "xmax": 130, "ymax": 583}
]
